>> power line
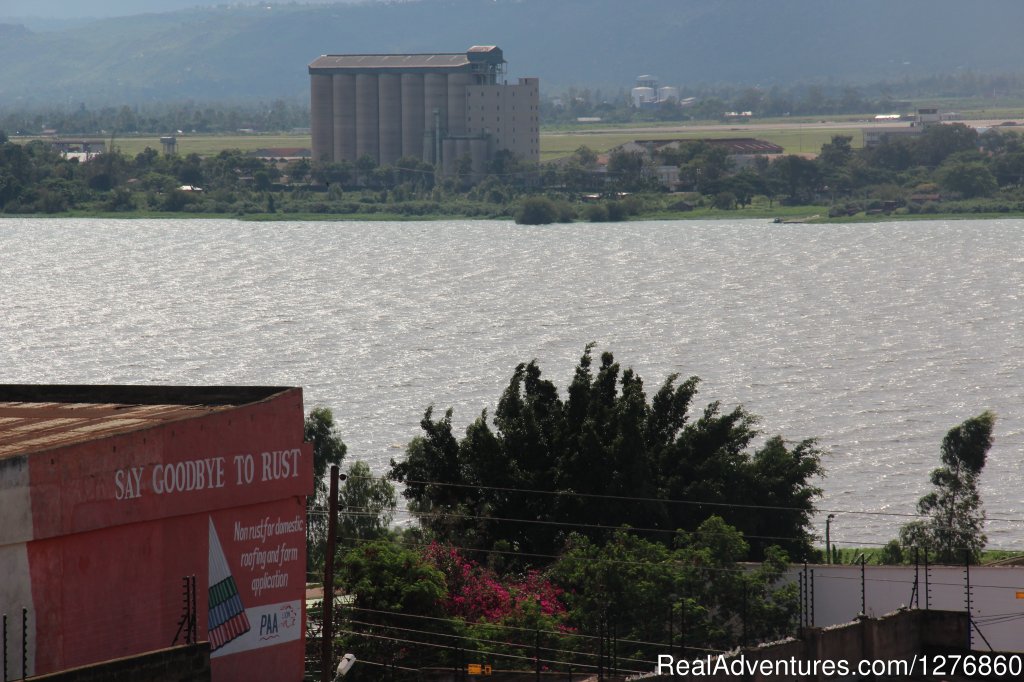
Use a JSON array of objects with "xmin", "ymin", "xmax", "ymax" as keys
[
  {"xmin": 338, "ymin": 604, "xmax": 725, "ymax": 654},
  {"xmin": 343, "ymin": 617, "xmax": 652, "ymax": 666},
  {"xmin": 314, "ymin": 507, "xmax": 1011, "ymax": 556},
  {"xmin": 334, "ymin": 628, "xmax": 648, "ymax": 674},
  {"xmin": 357, "ymin": 473, "xmax": 1024, "ymax": 526}
]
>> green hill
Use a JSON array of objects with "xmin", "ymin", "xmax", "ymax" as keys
[{"xmin": 3, "ymin": 0, "xmax": 1024, "ymax": 105}]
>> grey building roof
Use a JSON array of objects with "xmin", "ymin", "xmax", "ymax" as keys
[{"xmin": 309, "ymin": 46, "xmax": 503, "ymax": 73}]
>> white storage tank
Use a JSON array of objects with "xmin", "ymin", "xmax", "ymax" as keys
[
  {"xmin": 657, "ymin": 86, "xmax": 679, "ymax": 103},
  {"xmin": 631, "ymin": 86, "xmax": 655, "ymax": 108}
]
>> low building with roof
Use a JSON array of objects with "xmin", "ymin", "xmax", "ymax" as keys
[{"xmin": 0, "ymin": 385, "xmax": 312, "ymax": 681}]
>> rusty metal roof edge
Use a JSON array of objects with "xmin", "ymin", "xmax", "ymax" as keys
[
  {"xmin": 0, "ymin": 386, "xmax": 303, "ymax": 461},
  {"xmin": 0, "ymin": 385, "xmax": 297, "ymax": 408}
]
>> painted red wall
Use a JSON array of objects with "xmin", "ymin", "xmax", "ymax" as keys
[{"xmin": 21, "ymin": 389, "xmax": 312, "ymax": 681}]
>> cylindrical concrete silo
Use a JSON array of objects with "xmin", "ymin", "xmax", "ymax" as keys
[
  {"xmin": 355, "ymin": 73, "xmax": 380, "ymax": 163},
  {"xmin": 378, "ymin": 73, "xmax": 402, "ymax": 166},
  {"xmin": 469, "ymin": 138, "xmax": 487, "ymax": 176},
  {"xmin": 446, "ymin": 72, "xmax": 472, "ymax": 136},
  {"xmin": 332, "ymin": 73, "xmax": 356, "ymax": 162},
  {"xmin": 423, "ymin": 73, "xmax": 448, "ymax": 164},
  {"xmin": 400, "ymin": 73, "xmax": 425, "ymax": 161},
  {"xmin": 310, "ymin": 73, "xmax": 334, "ymax": 163}
]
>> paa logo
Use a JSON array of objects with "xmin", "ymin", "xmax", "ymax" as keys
[{"xmin": 259, "ymin": 604, "xmax": 298, "ymax": 641}]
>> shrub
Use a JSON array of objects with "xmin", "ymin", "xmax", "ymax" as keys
[
  {"xmin": 515, "ymin": 196, "xmax": 559, "ymax": 224},
  {"xmin": 582, "ymin": 203, "xmax": 608, "ymax": 222},
  {"xmin": 605, "ymin": 200, "xmax": 628, "ymax": 221}
]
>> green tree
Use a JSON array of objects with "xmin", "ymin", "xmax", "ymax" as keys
[
  {"xmin": 304, "ymin": 407, "xmax": 348, "ymax": 573},
  {"xmin": 551, "ymin": 518, "xmax": 796, "ymax": 656},
  {"xmin": 769, "ymin": 155, "xmax": 821, "ymax": 204},
  {"xmin": 607, "ymin": 149, "xmax": 651, "ymax": 191},
  {"xmin": 338, "ymin": 461, "xmax": 397, "ymax": 542},
  {"xmin": 515, "ymin": 195, "xmax": 559, "ymax": 224},
  {"xmin": 899, "ymin": 411, "xmax": 995, "ymax": 564},
  {"xmin": 336, "ymin": 538, "xmax": 451, "ymax": 667},
  {"xmin": 913, "ymin": 123, "xmax": 979, "ymax": 167},
  {"xmin": 936, "ymin": 158, "xmax": 997, "ymax": 198},
  {"xmin": 390, "ymin": 346, "xmax": 823, "ymax": 563}
]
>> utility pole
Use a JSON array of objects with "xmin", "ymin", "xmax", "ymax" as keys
[
  {"xmin": 321, "ymin": 465, "xmax": 341, "ymax": 682},
  {"xmin": 825, "ymin": 514, "xmax": 835, "ymax": 564}
]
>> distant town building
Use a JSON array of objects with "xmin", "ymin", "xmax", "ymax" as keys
[
  {"xmin": 51, "ymin": 139, "xmax": 106, "ymax": 161},
  {"xmin": 863, "ymin": 107, "xmax": 947, "ymax": 147},
  {"xmin": 630, "ymin": 75, "xmax": 681, "ymax": 109},
  {"xmin": 308, "ymin": 46, "xmax": 539, "ymax": 176}
]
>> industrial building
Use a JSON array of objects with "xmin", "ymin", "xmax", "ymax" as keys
[
  {"xmin": 0, "ymin": 385, "xmax": 312, "ymax": 681},
  {"xmin": 308, "ymin": 46, "xmax": 539, "ymax": 175},
  {"xmin": 631, "ymin": 75, "xmax": 679, "ymax": 109}
]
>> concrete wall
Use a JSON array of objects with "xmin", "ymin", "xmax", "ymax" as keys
[
  {"xmin": 646, "ymin": 610, "xmax": 970, "ymax": 682},
  {"xmin": 789, "ymin": 563, "xmax": 1024, "ymax": 651},
  {"xmin": 466, "ymin": 77, "xmax": 540, "ymax": 164},
  {"xmin": 32, "ymin": 644, "xmax": 210, "ymax": 682}
]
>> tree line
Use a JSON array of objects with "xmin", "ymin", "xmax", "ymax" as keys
[
  {"xmin": 6, "ymin": 122, "xmax": 1024, "ymax": 220},
  {"xmin": 307, "ymin": 348, "xmax": 995, "ymax": 676}
]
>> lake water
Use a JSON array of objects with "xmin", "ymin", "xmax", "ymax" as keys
[{"xmin": 1, "ymin": 217, "xmax": 1021, "ymax": 549}]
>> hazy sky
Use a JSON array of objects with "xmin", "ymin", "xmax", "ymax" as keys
[{"xmin": 0, "ymin": 0, "xmax": 354, "ymax": 19}]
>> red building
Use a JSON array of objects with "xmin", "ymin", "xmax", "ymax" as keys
[{"xmin": 0, "ymin": 385, "xmax": 313, "ymax": 681}]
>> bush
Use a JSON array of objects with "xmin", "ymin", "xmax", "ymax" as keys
[
  {"xmin": 712, "ymin": 191, "xmax": 737, "ymax": 210},
  {"xmin": 605, "ymin": 200, "xmax": 628, "ymax": 221},
  {"xmin": 555, "ymin": 200, "xmax": 577, "ymax": 222},
  {"xmin": 515, "ymin": 196, "xmax": 560, "ymax": 224},
  {"xmin": 582, "ymin": 203, "xmax": 608, "ymax": 222}
]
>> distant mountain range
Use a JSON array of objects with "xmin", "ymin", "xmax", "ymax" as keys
[{"xmin": 3, "ymin": 0, "xmax": 1024, "ymax": 106}]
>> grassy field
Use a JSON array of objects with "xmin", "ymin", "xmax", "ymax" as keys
[
  {"xmin": 58, "ymin": 124, "xmax": 858, "ymax": 162},
  {"xmin": 110, "ymin": 134, "xmax": 312, "ymax": 157},
  {"xmin": 540, "ymin": 127, "xmax": 861, "ymax": 162}
]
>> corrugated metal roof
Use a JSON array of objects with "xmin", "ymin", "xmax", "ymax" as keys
[
  {"xmin": 0, "ymin": 401, "xmax": 231, "ymax": 458},
  {"xmin": 309, "ymin": 53, "xmax": 471, "ymax": 71},
  {"xmin": 0, "ymin": 386, "xmax": 292, "ymax": 459}
]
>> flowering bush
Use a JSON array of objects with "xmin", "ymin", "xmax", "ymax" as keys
[{"xmin": 423, "ymin": 542, "xmax": 565, "ymax": 623}]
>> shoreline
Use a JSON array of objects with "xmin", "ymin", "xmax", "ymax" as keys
[{"xmin": 4, "ymin": 209, "xmax": 1024, "ymax": 223}]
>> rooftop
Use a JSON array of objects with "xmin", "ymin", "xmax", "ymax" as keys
[
  {"xmin": 309, "ymin": 46, "xmax": 504, "ymax": 72},
  {"xmin": 0, "ymin": 385, "xmax": 290, "ymax": 459}
]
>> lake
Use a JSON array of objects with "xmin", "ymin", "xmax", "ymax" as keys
[{"xmin": 1, "ymin": 217, "xmax": 1021, "ymax": 548}]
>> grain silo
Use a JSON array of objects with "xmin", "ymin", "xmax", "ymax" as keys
[{"xmin": 309, "ymin": 46, "xmax": 539, "ymax": 175}]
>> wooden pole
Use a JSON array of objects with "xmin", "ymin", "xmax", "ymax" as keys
[{"xmin": 321, "ymin": 464, "xmax": 340, "ymax": 682}]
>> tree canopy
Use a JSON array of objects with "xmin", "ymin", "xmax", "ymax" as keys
[
  {"xmin": 389, "ymin": 345, "xmax": 824, "ymax": 563},
  {"xmin": 304, "ymin": 407, "xmax": 347, "ymax": 572},
  {"xmin": 899, "ymin": 411, "xmax": 995, "ymax": 563}
]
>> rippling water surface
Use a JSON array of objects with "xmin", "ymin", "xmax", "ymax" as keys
[{"xmin": 2, "ymin": 218, "xmax": 1022, "ymax": 546}]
